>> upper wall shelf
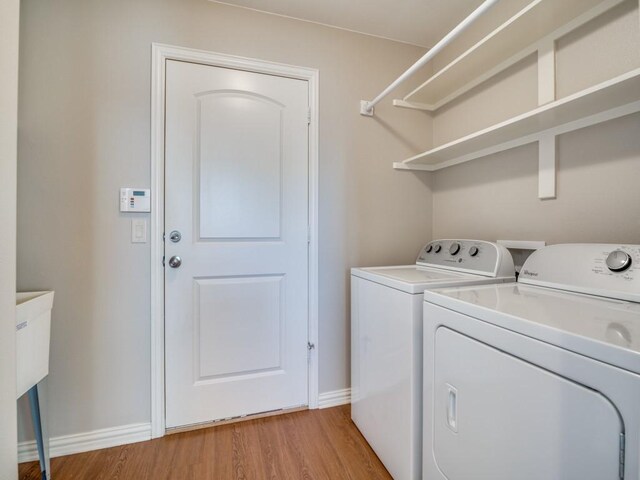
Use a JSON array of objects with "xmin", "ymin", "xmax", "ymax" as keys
[
  {"xmin": 399, "ymin": 0, "xmax": 614, "ymax": 110},
  {"xmin": 394, "ymin": 68, "xmax": 640, "ymax": 171},
  {"xmin": 365, "ymin": 0, "xmax": 639, "ymax": 200}
]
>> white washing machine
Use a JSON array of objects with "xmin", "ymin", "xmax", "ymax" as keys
[
  {"xmin": 422, "ymin": 243, "xmax": 640, "ymax": 480},
  {"xmin": 351, "ymin": 240, "xmax": 515, "ymax": 480}
]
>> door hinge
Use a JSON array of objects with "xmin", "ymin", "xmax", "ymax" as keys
[
  {"xmin": 307, "ymin": 108, "xmax": 311, "ymax": 125},
  {"xmin": 619, "ymin": 432, "xmax": 626, "ymax": 479},
  {"xmin": 162, "ymin": 256, "xmax": 165, "ymax": 267}
]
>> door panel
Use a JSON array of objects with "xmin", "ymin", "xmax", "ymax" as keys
[
  {"xmin": 197, "ymin": 92, "xmax": 283, "ymax": 240},
  {"xmin": 194, "ymin": 275, "xmax": 284, "ymax": 381},
  {"xmin": 165, "ymin": 60, "xmax": 309, "ymax": 429},
  {"xmin": 433, "ymin": 327, "xmax": 623, "ymax": 480}
]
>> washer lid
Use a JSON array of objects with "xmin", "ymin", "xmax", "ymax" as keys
[
  {"xmin": 424, "ymin": 283, "xmax": 640, "ymax": 374},
  {"xmin": 351, "ymin": 265, "xmax": 513, "ymax": 294}
]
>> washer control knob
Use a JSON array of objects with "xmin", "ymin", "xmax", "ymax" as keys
[
  {"xmin": 425, "ymin": 245, "xmax": 433, "ymax": 253},
  {"xmin": 449, "ymin": 242, "xmax": 461, "ymax": 255},
  {"xmin": 469, "ymin": 246, "xmax": 479, "ymax": 257},
  {"xmin": 606, "ymin": 250, "xmax": 632, "ymax": 272},
  {"xmin": 434, "ymin": 244, "xmax": 442, "ymax": 253}
]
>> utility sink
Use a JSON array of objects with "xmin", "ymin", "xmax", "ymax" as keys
[{"xmin": 16, "ymin": 291, "xmax": 54, "ymax": 399}]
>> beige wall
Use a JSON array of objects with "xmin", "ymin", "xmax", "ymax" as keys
[
  {"xmin": 433, "ymin": 53, "xmax": 538, "ymax": 146},
  {"xmin": 432, "ymin": 0, "xmax": 640, "ymax": 245},
  {"xmin": 433, "ymin": 113, "xmax": 640, "ymax": 243},
  {"xmin": 556, "ymin": 0, "xmax": 640, "ymax": 98},
  {"xmin": 0, "ymin": 0, "xmax": 19, "ymax": 477},
  {"xmin": 17, "ymin": 0, "xmax": 432, "ymax": 440}
]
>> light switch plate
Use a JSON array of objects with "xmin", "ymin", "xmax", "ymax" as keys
[{"xmin": 131, "ymin": 219, "xmax": 147, "ymax": 243}]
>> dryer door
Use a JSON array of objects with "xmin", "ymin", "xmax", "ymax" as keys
[{"xmin": 432, "ymin": 327, "xmax": 623, "ymax": 480}]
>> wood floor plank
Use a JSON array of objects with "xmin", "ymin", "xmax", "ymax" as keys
[
  {"xmin": 19, "ymin": 405, "xmax": 391, "ymax": 480},
  {"xmin": 323, "ymin": 407, "xmax": 390, "ymax": 480},
  {"xmin": 289, "ymin": 410, "xmax": 352, "ymax": 479}
]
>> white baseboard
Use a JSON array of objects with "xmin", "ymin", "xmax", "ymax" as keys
[
  {"xmin": 318, "ymin": 388, "xmax": 351, "ymax": 409},
  {"xmin": 18, "ymin": 422, "xmax": 151, "ymax": 463},
  {"xmin": 18, "ymin": 390, "xmax": 351, "ymax": 463}
]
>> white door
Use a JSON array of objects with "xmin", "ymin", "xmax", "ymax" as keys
[
  {"xmin": 164, "ymin": 59, "xmax": 309, "ymax": 429},
  {"xmin": 432, "ymin": 327, "xmax": 623, "ymax": 480}
]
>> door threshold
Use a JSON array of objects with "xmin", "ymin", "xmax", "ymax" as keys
[{"xmin": 165, "ymin": 405, "xmax": 308, "ymax": 435}]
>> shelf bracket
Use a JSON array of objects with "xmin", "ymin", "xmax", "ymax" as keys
[
  {"xmin": 392, "ymin": 99, "xmax": 434, "ymax": 111},
  {"xmin": 538, "ymin": 134, "xmax": 557, "ymax": 200},
  {"xmin": 537, "ymin": 38, "xmax": 556, "ymax": 105}
]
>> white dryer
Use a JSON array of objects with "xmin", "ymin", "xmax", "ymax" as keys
[
  {"xmin": 351, "ymin": 240, "xmax": 515, "ymax": 480},
  {"xmin": 422, "ymin": 243, "xmax": 640, "ymax": 480}
]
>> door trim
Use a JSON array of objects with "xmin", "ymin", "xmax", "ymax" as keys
[{"xmin": 150, "ymin": 43, "xmax": 320, "ymax": 438}]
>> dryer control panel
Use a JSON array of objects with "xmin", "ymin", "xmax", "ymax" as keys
[
  {"xmin": 519, "ymin": 244, "xmax": 640, "ymax": 303},
  {"xmin": 417, "ymin": 240, "xmax": 514, "ymax": 278}
]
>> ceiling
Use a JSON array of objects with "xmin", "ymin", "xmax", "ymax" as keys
[{"xmin": 211, "ymin": 0, "xmax": 486, "ymax": 48}]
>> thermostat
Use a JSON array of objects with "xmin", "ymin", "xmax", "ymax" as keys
[{"xmin": 120, "ymin": 188, "xmax": 151, "ymax": 212}]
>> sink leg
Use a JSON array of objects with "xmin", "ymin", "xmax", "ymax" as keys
[{"xmin": 28, "ymin": 383, "xmax": 50, "ymax": 480}]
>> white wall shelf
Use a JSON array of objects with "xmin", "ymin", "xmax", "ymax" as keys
[
  {"xmin": 399, "ymin": 0, "xmax": 622, "ymax": 111},
  {"xmin": 382, "ymin": 0, "xmax": 639, "ymax": 200},
  {"xmin": 394, "ymin": 68, "xmax": 640, "ymax": 197}
]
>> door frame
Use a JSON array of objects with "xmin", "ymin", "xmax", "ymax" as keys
[{"xmin": 150, "ymin": 43, "xmax": 319, "ymax": 438}]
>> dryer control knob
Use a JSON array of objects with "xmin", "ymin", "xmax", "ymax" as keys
[
  {"xmin": 434, "ymin": 244, "xmax": 442, "ymax": 253},
  {"xmin": 469, "ymin": 246, "xmax": 479, "ymax": 257},
  {"xmin": 606, "ymin": 250, "xmax": 632, "ymax": 272},
  {"xmin": 449, "ymin": 243, "xmax": 461, "ymax": 255},
  {"xmin": 425, "ymin": 245, "xmax": 433, "ymax": 253}
]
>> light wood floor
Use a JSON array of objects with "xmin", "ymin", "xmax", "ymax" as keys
[{"xmin": 19, "ymin": 405, "xmax": 392, "ymax": 479}]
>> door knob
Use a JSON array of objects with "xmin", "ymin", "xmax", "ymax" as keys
[{"xmin": 168, "ymin": 256, "xmax": 182, "ymax": 268}]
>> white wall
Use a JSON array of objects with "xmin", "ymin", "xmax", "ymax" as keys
[
  {"xmin": 0, "ymin": 0, "xmax": 19, "ymax": 477},
  {"xmin": 432, "ymin": 0, "xmax": 640, "ymax": 244},
  {"xmin": 17, "ymin": 0, "xmax": 432, "ymax": 441}
]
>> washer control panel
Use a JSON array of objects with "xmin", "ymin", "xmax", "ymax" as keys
[
  {"xmin": 519, "ymin": 244, "xmax": 640, "ymax": 303},
  {"xmin": 417, "ymin": 239, "xmax": 510, "ymax": 277}
]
